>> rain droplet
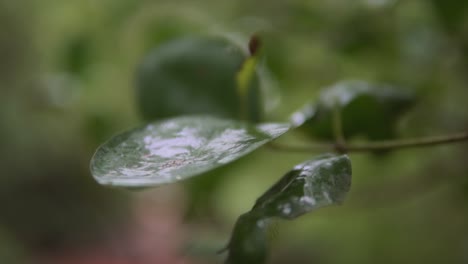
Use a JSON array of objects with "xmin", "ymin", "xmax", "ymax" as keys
[
  {"xmin": 300, "ymin": 196, "xmax": 316, "ymax": 207},
  {"xmin": 257, "ymin": 220, "xmax": 266, "ymax": 228},
  {"xmin": 280, "ymin": 203, "xmax": 292, "ymax": 215}
]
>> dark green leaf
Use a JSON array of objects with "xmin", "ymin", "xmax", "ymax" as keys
[
  {"xmin": 291, "ymin": 80, "xmax": 415, "ymax": 140},
  {"xmin": 136, "ymin": 36, "xmax": 262, "ymax": 122},
  {"xmin": 90, "ymin": 116, "xmax": 289, "ymax": 188},
  {"xmin": 225, "ymin": 154, "xmax": 352, "ymax": 264}
]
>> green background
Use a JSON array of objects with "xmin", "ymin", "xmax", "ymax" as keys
[{"xmin": 1, "ymin": 0, "xmax": 467, "ymax": 263}]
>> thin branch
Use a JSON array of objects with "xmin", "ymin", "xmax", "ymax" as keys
[
  {"xmin": 268, "ymin": 131, "xmax": 468, "ymax": 154},
  {"xmin": 267, "ymin": 141, "xmax": 334, "ymax": 153},
  {"xmin": 345, "ymin": 131, "xmax": 468, "ymax": 152}
]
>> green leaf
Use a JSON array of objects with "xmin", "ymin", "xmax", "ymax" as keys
[
  {"xmin": 291, "ymin": 80, "xmax": 415, "ymax": 140},
  {"xmin": 90, "ymin": 116, "xmax": 289, "ymax": 188},
  {"xmin": 225, "ymin": 154, "xmax": 352, "ymax": 264},
  {"xmin": 136, "ymin": 36, "xmax": 262, "ymax": 122}
]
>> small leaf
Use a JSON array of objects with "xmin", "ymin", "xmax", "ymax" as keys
[
  {"xmin": 225, "ymin": 154, "xmax": 352, "ymax": 264},
  {"xmin": 236, "ymin": 56, "xmax": 259, "ymax": 99},
  {"xmin": 90, "ymin": 116, "xmax": 290, "ymax": 188},
  {"xmin": 253, "ymin": 154, "xmax": 351, "ymax": 218},
  {"xmin": 290, "ymin": 80, "xmax": 415, "ymax": 140},
  {"xmin": 237, "ymin": 34, "xmax": 262, "ymax": 98}
]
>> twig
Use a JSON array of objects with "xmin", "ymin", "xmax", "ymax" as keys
[{"xmin": 268, "ymin": 131, "xmax": 468, "ymax": 154}]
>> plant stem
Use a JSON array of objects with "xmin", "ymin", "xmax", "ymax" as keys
[
  {"xmin": 268, "ymin": 131, "xmax": 468, "ymax": 154},
  {"xmin": 332, "ymin": 101, "xmax": 346, "ymax": 152}
]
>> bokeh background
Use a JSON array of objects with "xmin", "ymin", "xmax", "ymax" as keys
[{"xmin": 1, "ymin": 0, "xmax": 468, "ymax": 263}]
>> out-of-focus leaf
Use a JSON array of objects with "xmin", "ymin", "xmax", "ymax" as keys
[
  {"xmin": 136, "ymin": 36, "xmax": 262, "ymax": 122},
  {"xmin": 237, "ymin": 56, "xmax": 259, "ymax": 99},
  {"xmin": 90, "ymin": 116, "xmax": 289, "ymax": 188},
  {"xmin": 290, "ymin": 80, "xmax": 415, "ymax": 140},
  {"xmin": 236, "ymin": 37, "xmax": 261, "ymax": 121},
  {"xmin": 225, "ymin": 154, "xmax": 352, "ymax": 264}
]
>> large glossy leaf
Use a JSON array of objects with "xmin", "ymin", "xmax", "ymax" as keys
[
  {"xmin": 225, "ymin": 154, "xmax": 352, "ymax": 264},
  {"xmin": 90, "ymin": 116, "xmax": 289, "ymax": 188},
  {"xmin": 136, "ymin": 36, "xmax": 262, "ymax": 122},
  {"xmin": 290, "ymin": 80, "xmax": 415, "ymax": 140}
]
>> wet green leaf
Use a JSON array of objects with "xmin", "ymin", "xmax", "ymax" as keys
[
  {"xmin": 225, "ymin": 154, "xmax": 352, "ymax": 264},
  {"xmin": 136, "ymin": 36, "xmax": 262, "ymax": 122},
  {"xmin": 90, "ymin": 116, "xmax": 289, "ymax": 188},
  {"xmin": 291, "ymin": 80, "xmax": 415, "ymax": 140}
]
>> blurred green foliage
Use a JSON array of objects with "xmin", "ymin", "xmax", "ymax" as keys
[{"xmin": 1, "ymin": 0, "xmax": 468, "ymax": 263}]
